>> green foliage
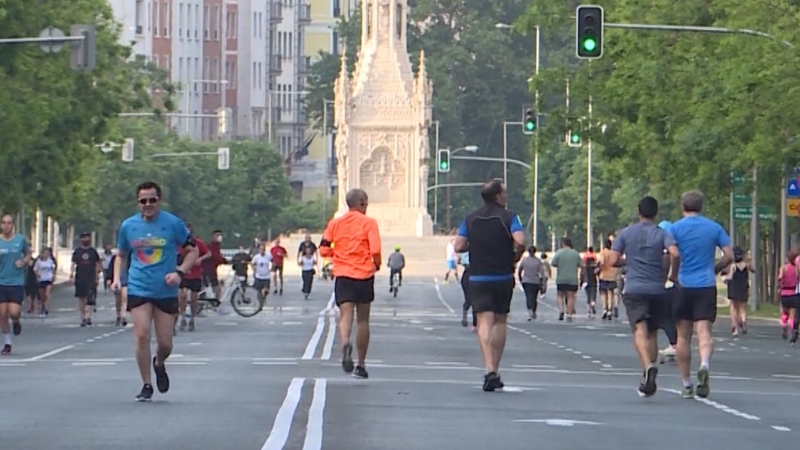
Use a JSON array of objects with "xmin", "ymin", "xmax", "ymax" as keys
[
  {"xmin": 64, "ymin": 118, "xmax": 293, "ymax": 248},
  {"xmin": 271, "ymin": 198, "xmax": 332, "ymax": 234},
  {"xmin": 518, "ymin": 0, "xmax": 800, "ymax": 248},
  {"xmin": 0, "ymin": 0, "xmax": 176, "ymax": 218}
]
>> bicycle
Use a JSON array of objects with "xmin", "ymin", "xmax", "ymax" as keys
[
  {"xmin": 390, "ymin": 270, "xmax": 401, "ymax": 298},
  {"xmin": 196, "ymin": 274, "xmax": 263, "ymax": 318}
]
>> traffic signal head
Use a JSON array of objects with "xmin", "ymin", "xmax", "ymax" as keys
[
  {"xmin": 566, "ymin": 118, "xmax": 582, "ymax": 147},
  {"xmin": 437, "ymin": 148, "xmax": 450, "ymax": 173},
  {"xmin": 522, "ymin": 105, "xmax": 537, "ymax": 135},
  {"xmin": 576, "ymin": 5, "xmax": 604, "ymax": 59}
]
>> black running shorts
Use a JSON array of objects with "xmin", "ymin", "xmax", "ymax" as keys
[
  {"xmin": 180, "ymin": 278, "xmax": 203, "ymax": 293},
  {"xmin": 468, "ymin": 279, "xmax": 514, "ymax": 314},
  {"xmin": 673, "ymin": 286, "xmax": 717, "ymax": 323},
  {"xmin": 623, "ymin": 293, "xmax": 670, "ymax": 332},
  {"xmin": 334, "ymin": 276, "xmax": 374, "ymax": 306},
  {"xmin": 127, "ymin": 296, "xmax": 179, "ymax": 315}
]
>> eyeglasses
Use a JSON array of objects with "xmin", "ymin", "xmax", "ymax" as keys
[{"xmin": 138, "ymin": 198, "xmax": 159, "ymax": 205}]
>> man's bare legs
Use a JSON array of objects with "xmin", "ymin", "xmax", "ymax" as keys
[
  {"xmin": 675, "ymin": 319, "xmax": 694, "ymax": 394},
  {"xmin": 0, "ymin": 303, "xmax": 11, "ymax": 352},
  {"xmin": 566, "ymin": 291, "xmax": 577, "ymax": 317},
  {"xmin": 476, "ymin": 311, "xmax": 508, "ymax": 391},
  {"xmin": 632, "ymin": 321, "xmax": 660, "ymax": 396},
  {"xmin": 338, "ymin": 302, "xmax": 355, "ymax": 373},
  {"xmin": 177, "ymin": 289, "xmax": 188, "ymax": 332},
  {"xmin": 354, "ymin": 303, "xmax": 371, "ymax": 368},
  {"xmin": 131, "ymin": 304, "xmax": 155, "ymax": 385},
  {"xmin": 337, "ymin": 302, "xmax": 371, "ymax": 376}
]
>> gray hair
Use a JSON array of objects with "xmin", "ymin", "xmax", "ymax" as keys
[
  {"xmin": 681, "ymin": 190, "xmax": 704, "ymax": 213},
  {"xmin": 345, "ymin": 188, "xmax": 368, "ymax": 208}
]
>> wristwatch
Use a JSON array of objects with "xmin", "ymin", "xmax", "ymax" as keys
[{"xmin": 176, "ymin": 270, "xmax": 185, "ymax": 279}]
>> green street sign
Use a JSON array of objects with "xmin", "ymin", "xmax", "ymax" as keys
[
  {"xmin": 731, "ymin": 171, "xmax": 748, "ymax": 187},
  {"xmin": 733, "ymin": 192, "xmax": 750, "ymax": 207},
  {"xmin": 734, "ymin": 206, "xmax": 777, "ymax": 222}
]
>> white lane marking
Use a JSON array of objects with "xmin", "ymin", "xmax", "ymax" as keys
[
  {"xmin": 425, "ymin": 361, "xmax": 469, "ymax": 366},
  {"xmin": 282, "ymin": 321, "xmax": 303, "ymax": 325},
  {"xmin": 592, "ymin": 360, "xmax": 602, "ymax": 364},
  {"xmin": 169, "ymin": 361, "xmax": 207, "ymax": 365},
  {"xmin": 512, "ymin": 364, "xmax": 556, "ymax": 369},
  {"xmin": 0, "ymin": 363, "xmax": 26, "ymax": 367},
  {"xmin": 665, "ymin": 389, "xmax": 759, "ymax": 421},
  {"xmin": 601, "ymin": 364, "xmax": 612, "ymax": 368},
  {"xmin": 514, "ymin": 419, "xmax": 602, "ymax": 426},
  {"xmin": 302, "ymin": 317, "xmax": 326, "ymax": 360},
  {"xmin": 432, "ymin": 278, "xmax": 456, "ymax": 314},
  {"xmin": 24, "ymin": 345, "xmax": 76, "ymax": 362},
  {"xmin": 261, "ymin": 378, "xmax": 305, "ymax": 450},
  {"xmin": 72, "ymin": 362, "xmax": 116, "ymax": 366},
  {"xmin": 302, "ymin": 379, "xmax": 327, "ymax": 450},
  {"xmin": 581, "ymin": 356, "xmax": 591, "ymax": 359},
  {"xmin": 321, "ymin": 317, "xmax": 336, "ymax": 360},
  {"xmin": 772, "ymin": 426, "xmax": 791, "ymax": 431},
  {"xmin": 773, "ymin": 374, "xmax": 800, "ymax": 379},
  {"xmin": 253, "ymin": 361, "xmax": 298, "ymax": 365},
  {"xmin": 252, "ymin": 357, "xmax": 298, "ymax": 361},
  {"xmin": 423, "ymin": 327, "xmax": 434, "ymax": 331}
]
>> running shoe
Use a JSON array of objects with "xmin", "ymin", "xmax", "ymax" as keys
[
  {"xmin": 341, "ymin": 342, "xmax": 354, "ymax": 373},
  {"xmin": 135, "ymin": 384, "xmax": 154, "ymax": 402},
  {"xmin": 696, "ymin": 367, "xmax": 710, "ymax": 398},
  {"xmin": 152, "ymin": 357, "xmax": 170, "ymax": 393}
]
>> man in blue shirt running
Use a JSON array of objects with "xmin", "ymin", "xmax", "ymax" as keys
[
  {"xmin": 0, "ymin": 214, "xmax": 32, "ymax": 355},
  {"xmin": 668, "ymin": 190, "xmax": 733, "ymax": 399},
  {"xmin": 454, "ymin": 180, "xmax": 526, "ymax": 392},
  {"xmin": 113, "ymin": 181, "xmax": 199, "ymax": 402}
]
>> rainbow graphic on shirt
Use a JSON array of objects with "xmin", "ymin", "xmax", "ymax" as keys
[{"xmin": 131, "ymin": 236, "xmax": 167, "ymax": 265}]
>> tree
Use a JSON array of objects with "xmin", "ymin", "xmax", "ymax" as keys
[{"xmin": 0, "ymin": 0, "xmax": 176, "ymax": 220}]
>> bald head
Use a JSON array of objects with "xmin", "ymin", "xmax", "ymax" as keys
[{"xmin": 346, "ymin": 189, "xmax": 368, "ymax": 212}]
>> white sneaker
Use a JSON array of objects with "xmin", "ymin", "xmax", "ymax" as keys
[{"xmin": 661, "ymin": 346, "xmax": 676, "ymax": 357}]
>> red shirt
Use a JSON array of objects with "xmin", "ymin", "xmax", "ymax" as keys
[
  {"xmin": 180, "ymin": 238, "xmax": 209, "ymax": 280},
  {"xmin": 270, "ymin": 246, "xmax": 287, "ymax": 266}
]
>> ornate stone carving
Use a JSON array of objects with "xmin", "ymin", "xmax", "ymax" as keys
[
  {"xmin": 360, "ymin": 146, "xmax": 406, "ymax": 204},
  {"xmin": 378, "ymin": 0, "xmax": 390, "ymax": 38}
]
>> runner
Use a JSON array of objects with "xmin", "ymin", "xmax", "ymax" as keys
[
  {"xmin": 581, "ymin": 254, "xmax": 598, "ymax": 318},
  {"xmin": 459, "ymin": 251, "xmax": 477, "ymax": 331},
  {"xmin": 0, "ymin": 214, "xmax": 31, "ymax": 355},
  {"xmin": 33, "ymin": 248, "xmax": 57, "ymax": 317},
  {"xmin": 231, "ymin": 247, "xmax": 252, "ymax": 290},
  {"xmin": 387, "ymin": 245, "xmax": 405, "ymax": 291},
  {"xmin": 102, "ymin": 245, "xmax": 114, "ymax": 292},
  {"xmin": 299, "ymin": 247, "xmax": 317, "ymax": 299},
  {"xmin": 320, "ymin": 188, "xmax": 382, "ymax": 379},
  {"xmin": 540, "ymin": 252, "xmax": 551, "ymax": 300},
  {"xmin": 608, "ymin": 196, "xmax": 679, "ymax": 397},
  {"xmin": 24, "ymin": 257, "xmax": 38, "ymax": 315},
  {"xmin": 444, "ymin": 239, "xmax": 459, "ymax": 282},
  {"xmin": 251, "ymin": 243, "xmax": 272, "ymax": 302},
  {"xmin": 112, "ymin": 181, "xmax": 199, "ymax": 402},
  {"xmin": 70, "ymin": 232, "xmax": 101, "ymax": 327},
  {"xmin": 668, "ymin": 190, "xmax": 733, "ymax": 398},
  {"xmin": 778, "ymin": 250, "xmax": 799, "ymax": 341},
  {"xmin": 108, "ymin": 250, "xmax": 130, "ymax": 326},
  {"xmin": 454, "ymin": 179, "xmax": 525, "ymax": 391},
  {"xmin": 202, "ymin": 230, "xmax": 227, "ymax": 301},
  {"xmin": 597, "ymin": 239, "xmax": 619, "ymax": 320},
  {"xmin": 270, "ymin": 238, "xmax": 287, "ymax": 295},
  {"xmin": 551, "ymin": 238, "xmax": 582, "ymax": 322},
  {"xmin": 518, "ymin": 246, "xmax": 544, "ymax": 321},
  {"xmin": 725, "ymin": 246, "xmax": 754, "ymax": 337},
  {"xmin": 657, "ymin": 220, "xmax": 678, "ymax": 360},
  {"xmin": 177, "ymin": 223, "xmax": 210, "ymax": 333},
  {"xmin": 297, "ymin": 233, "xmax": 318, "ymax": 262}
]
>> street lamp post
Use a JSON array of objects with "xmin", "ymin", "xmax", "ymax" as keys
[
  {"xmin": 432, "ymin": 120, "xmax": 440, "ymax": 225},
  {"xmin": 443, "ymin": 145, "xmax": 479, "ymax": 229},
  {"xmin": 322, "ymin": 99, "xmax": 335, "ymax": 220}
]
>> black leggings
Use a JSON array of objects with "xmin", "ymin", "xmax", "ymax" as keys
[
  {"xmin": 522, "ymin": 283, "xmax": 540, "ymax": 312},
  {"xmin": 460, "ymin": 267, "xmax": 477, "ymax": 327}
]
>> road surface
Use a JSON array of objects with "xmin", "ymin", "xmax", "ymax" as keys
[{"xmin": 0, "ymin": 275, "xmax": 798, "ymax": 449}]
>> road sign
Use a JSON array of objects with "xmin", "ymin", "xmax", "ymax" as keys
[
  {"xmin": 788, "ymin": 199, "xmax": 800, "ymax": 216},
  {"xmin": 733, "ymin": 192, "xmax": 750, "ymax": 207},
  {"xmin": 38, "ymin": 27, "xmax": 65, "ymax": 53},
  {"xmin": 787, "ymin": 179, "xmax": 800, "ymax": 197},
  {"xmin": 734, "ymin": 206, "xmax": 777, "ymax": 221},
  {"xmin": 732, "ymin": 171, "xmax": 748, "ymax": 187}
]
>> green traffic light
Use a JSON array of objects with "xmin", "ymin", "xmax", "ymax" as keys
[
  {"xmin": 571, "ymin": 134, "xmax": 580, "ymax": 143},
  {"xmin": 525, "ymin": 121, "xmax": 535, "ymax": 131},
  {"xmin": 439, "ymin": 161, "xmax": 448, "ymax": 170},
  {"xmin": 583, "ymin": 38, "xmax": 596, "ymax": 51}
]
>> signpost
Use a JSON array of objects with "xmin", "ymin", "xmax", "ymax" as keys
[{"xmin": 732, "ymin": 170, "xmax": 776, "ymax": 221}]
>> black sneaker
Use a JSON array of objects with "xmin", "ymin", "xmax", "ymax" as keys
[
  {"xmin": 1, "ymin": 344, "xmax": 10, "ymax": 355},
  {"xmin": 152, "ymin": 357, "xmax": 170, "ymax": 393},
  {"xmin": 12, "ymin": 321, "xmax": 21, "ymax": 336},
  {"xmin": 613, "ymin": 306, "xmax": 619, "ymax": 318},
  {"xmin": 135, "ymin": 384, "xmax": 154, "ymax": 402},
  {"xmin": 115, "ymin": 318, "xmax": 121, "ymax": 327},
  {"xmin": 80, "ymin": 319, "xmax": 87, "ymax": 327},
  {"xmin": 641, "ymin": 366, "xmax": 658, "ymax": 396},
  {"xmin": 353, "ymin": 366, "xmax": 369, "ymax": 379},
  {"xmin": 341, "ymin": 342, "xmax": 354, "ymax": 373},
  {"xmin": 86, "ymin": 318, "xmax": 92, "ymax": 326},
  {"xmin": 461, "ymin": 311, "xmax": 468, "ymax": 327},
  {"xmin": 558, "ymin": 312, "xmax": 565, "ymax": 321},
  {"xmin": 482, "ymin": 372, "xmax": 502, "ymax": 392}
]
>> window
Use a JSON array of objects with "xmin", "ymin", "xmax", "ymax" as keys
[
  {"xmin": 203, "ymin": 57, "xmax": 209, "ymax": 92},
  {"xmin": 333, "ymin": 0, "xmax": 341, "ymax": 17},
  {"xmin": 288, "ymin": 32, "xmax": 293, "ymax": 58},
  {"xmin": 230, "ymin": 62, "xmax": 236, "ymax": 88},
  {"xmin": 253, "ymin": 12, "xmax": 257, "ymax": 38},
  {"xmin": 214, "ymin": 6, "xmax": 220, "ymax": 40},
  {"xmin": 178, "ymin": 57, "xmax": 184, "ymax": 84},
  {"xmin": 258, "ymin": 62, "xmax": 262, "ymax": 89},
  {"xmin": 195, "ymin": 5, "xmax": 200, "ymax": 38},
  {"xmin": 258, "ymin": 12, "xmax": 262, "ymax": 38},
  {"xmin": 396, "ymin": 4, "xmax": 402, "ymax": 38},
  {"xmin": 164, "ymin": 2, "xmax": 170, "ymax": 37},
  {"xmin": 153, "ymin": 1, "xmax": 160, "ymax": 36},
  {"xmin": 162, "ymin": 55, "xmax": 169, "ymax": 72},
  {"xmin": 194, "ymin": 57, "xmax": 200, "ymax": 91},
  {"xmin": 152, "ymin": 54, "xmax": 159, "ymax": 66},
  {"xmin": 252, "ymin": 62, "xmax": 257, "ymax": 88},
  {"xmin": 203, "ymin": 5, "xmax": 209, "ymax": 39},
  {"xmin": 332, "ymin": 30, "xmax": 339, "ymax": 54},
  {"xmin": 212, "ymin": 58, "xmax": 218, "ymax": 91}
]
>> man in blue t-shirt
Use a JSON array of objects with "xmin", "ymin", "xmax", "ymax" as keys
[
  {"xmin": 113, "ymin": 181, "xmax": 199, "ymax": 402},
  {"xmin": 454, "ymin": 179, "xmax": 526, "ymax": 392},
  {"xmin": 668, "ymin": 190, "xmax": 733, "ymax": 399},
  {"xmin": 0, "ymin": 214, "xmax": 32, "ymax": 355}
]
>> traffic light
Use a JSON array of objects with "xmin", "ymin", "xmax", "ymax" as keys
[
  {"xmin": 437, "ymin": 148, "xmax": 450, "ymax": 173},
  {"xmin": 576, "ymin": 5, "xmax": 604, "ymax": 59},
  {"xmin": 121, "ymin": 138, "xmax": 134, "ymax": 162},
  {"xmin": 522, "ymin": 105, "xmax": 537, "ymax": 135},
  {"xmin": 217, "ymin": 107, "xmax": 228, "ymax": 135},
  {"xmin": 70, "ymin": 24, "xmax": 96, "ymax": 72},
  {"xmin": 217, "ymin": 147, "xmax": 230, "ymax": 170},
  {"xmin": 566, "ymin": 118, "xmax": 583, "ymax": 147}
]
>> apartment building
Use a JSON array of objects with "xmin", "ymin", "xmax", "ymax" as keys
[{"xmin": 108, "ymin": 0, "xmax": 284, "ymax": 141}]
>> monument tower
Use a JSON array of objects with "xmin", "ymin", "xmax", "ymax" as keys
[{"xmin": 332, "ymin": 0, "xmax": 434, "ymax": 236}]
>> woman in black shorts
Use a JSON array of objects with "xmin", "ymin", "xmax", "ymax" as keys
[{"xmin": 724, "ymin": 247, "xmax": 753, "ymax": 337}]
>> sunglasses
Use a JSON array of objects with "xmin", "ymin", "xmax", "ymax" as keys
[{"xmin": 138, "ymin": 197, "xmax": 159, "ymax": 205}]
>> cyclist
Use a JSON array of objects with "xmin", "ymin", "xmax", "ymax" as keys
[{"xmin": 387, "ymin": 245, "xmax": 405, "ymax": 291}]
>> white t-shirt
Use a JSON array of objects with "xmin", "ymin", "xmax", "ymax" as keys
[
  {"xmin": 34, "ymin": 258, "xmax": 56, "ymax": 282},
  {"xmin": 446, "ymin": 243, "xmax": 455, "ymax": 261},
  {"xmin": 300, "ymin": 255, "xmax": 316, "ymax": 271},
  {"xmin": 252, "ymin": 253, "xmax": 272, "ymax": 279}
]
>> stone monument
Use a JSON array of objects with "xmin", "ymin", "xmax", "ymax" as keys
[{"xmin": 332, "ymin": 0, "xmax": 433, "ymax": 236}]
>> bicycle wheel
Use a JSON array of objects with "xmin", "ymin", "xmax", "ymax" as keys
[
  {"xmin": 230, "ymin": 287, "xmax": 262, "ymax": 317},
  {"xmin": 393, "ymin": 286, "xmax": 398, "ymax": 297}
]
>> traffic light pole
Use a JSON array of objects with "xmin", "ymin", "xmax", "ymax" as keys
[{"xmin": 603, "ymin": 23, "xmax": 794, "ymax": 48}]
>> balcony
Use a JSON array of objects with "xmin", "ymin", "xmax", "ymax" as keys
[
  {"xmin": 269, "ymin": 54, "xmax": 282, "ymax": 75},
  {"xmin": 298, "ymin": 4, "xmax": 311, "ymax": 24},
  {"xmin": 270, "ymin": 106, "xmax": 282, "ymax": 123},
  {"xmin": 270, "ymin": 2, "xmax": 283, "ymax": 23},
  {"xmin": 298, "ymin": 56, "xmax": 311, "ymax": 76}
]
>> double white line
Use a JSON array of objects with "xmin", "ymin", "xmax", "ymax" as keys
[
  {"xmin": 302, "ymin": 293, "xmax": 337, "ymax": 360},
  {"xmin": 261, "ymin": 377, "xmax": 327, "ymax": 450}
]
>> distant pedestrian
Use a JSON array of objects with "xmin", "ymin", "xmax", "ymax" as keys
[
  {"xmin": 518, "ymin": 246, "xmax": 545, "ymax": 321},
  {"xmin": 444, "ymin": 239, "xmax": 459, "ymax": 282},
  {"xmin": 552, "ymin": 238, "xmax": 582, "ymax": 322},
  {"xmin": 299, "ymin": 247, "xmax": 317, "ymax": 299},
  {"xmin": 454, "ymin": 179, "xmax": 525, "ymax": 392},
  {"xmin": 725, "ymin": 246, "xmax": 754, "ymax": 337},
  {"xmin": 581, "ymin": 255, "xmax": 598, "ymax": 317}
]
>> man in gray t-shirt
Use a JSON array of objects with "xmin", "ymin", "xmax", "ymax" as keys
[{"xmin": 605, "ymin": 196, "xmax": 679, "ymax": 398}]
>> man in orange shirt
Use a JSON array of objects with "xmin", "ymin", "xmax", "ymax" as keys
[{"xmin": 319, "ymin": 189, "xmax": 381, "ymax": 379}]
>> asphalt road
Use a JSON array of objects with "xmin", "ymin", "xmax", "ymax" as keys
[{"xmin": 1, "ymin": 273, "xmax": 799, "ymax": 449}]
